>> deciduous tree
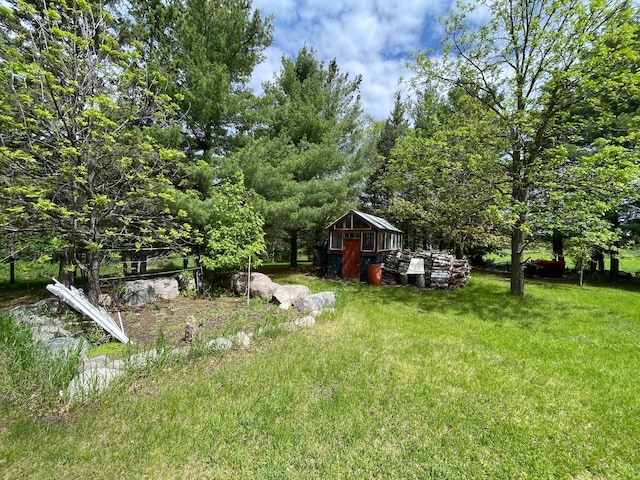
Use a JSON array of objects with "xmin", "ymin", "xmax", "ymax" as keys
[
  {"xmin": 0, "ymin": 0, "xmax": 186, "ymax": 304},
  {"xmin": 408, "ymin": 0, "xmax": 637, "ymax": 295}
]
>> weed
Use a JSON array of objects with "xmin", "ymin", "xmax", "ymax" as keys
[{"xmin": 0, "ymin": 311, "xmax": 83, "ymax": 415}]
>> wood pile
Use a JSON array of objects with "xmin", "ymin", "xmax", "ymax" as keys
[
  {"xmin": 380, "ymin": 250, "xmax": 471, "ymax": 290},
  {"xmin": 451, "ymin": 258, "xmax": 471, "ymax": 289}
]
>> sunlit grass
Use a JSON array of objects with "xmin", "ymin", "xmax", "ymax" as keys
[{"xmin": 1, "ymin": 273, "xmax": 639, "ymax": 478}]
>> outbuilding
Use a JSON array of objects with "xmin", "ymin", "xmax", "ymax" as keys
[{"xmin": 324, "ymin": 210, "xmax": 403, "ymax": 281}]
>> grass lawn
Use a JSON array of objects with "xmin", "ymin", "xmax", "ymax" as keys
[{"xmin": 1, "ymin": 272, "xmax": 639, "ymax": 479}]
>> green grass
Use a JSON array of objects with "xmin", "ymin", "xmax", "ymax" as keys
[
  {"xmin": 0, "ymin": 312, "xmax": 84, "ymax": 416},
  {"xmin": 1, "ymin": 273, "xmax": 639, "ymax": 478}
]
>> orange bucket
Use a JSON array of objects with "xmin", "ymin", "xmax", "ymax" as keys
[{"xmin": 367, "ymin": 264, "xmax": 382, "ymax": 285}]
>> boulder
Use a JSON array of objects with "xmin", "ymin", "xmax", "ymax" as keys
[
  {"xmin": 99, "ymin": 293, "xmax": 112, "ymax": 308},
  {"xmin": 292, "ymin": 291, "xmax": 336, "ymax": 313},
  {"xmin": 152, "ymin": 278, "xmax": 180, "ymax": 300},
  {"xmin": 257, "ymin": 322, "xmax": 295, "ymax": 335},
  {"xmin": 272, "ymin": 284, "xmax": 312, "ymax": 309},
  {"xmin": 83, "ymin": 355, "xmax": 124, "ymax": 371},
  {"xmin": 230, "ymin": 272, "xmax": 279, "ymax": 300},
  {"xmin": 119, "ymin": 278, "xmax": 179, "ymax": 306},
  {"xmin": 66, "ymin": 366, "xmax": 124, "ymax": 401},
  {"xmin": 233, "ymin": 331, "xmax": 252, "ymax": 348},
  {"xmin": 42, "ymin": 337, "xmax": 87, "ymax": 357},
  {"xmin": 119, "ymin": 280, "xmax": 156, "ymax": 306}
]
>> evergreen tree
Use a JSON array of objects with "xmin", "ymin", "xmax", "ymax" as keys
[
  {"xmin": 226, "ymin": 47, "xmax": 365, "ymax": 267},
  {"xmin": 360, "ymin": 92, "xmax": 408, "ymax": 213}
]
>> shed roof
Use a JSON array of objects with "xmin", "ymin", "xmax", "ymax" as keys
[
  {"xmin": 327, "ymin": 210, "xmax": 403, "ymax": 233},
  {"xmin": 354, "ymin": 211, "xmax": 402, "ymax": 233}
]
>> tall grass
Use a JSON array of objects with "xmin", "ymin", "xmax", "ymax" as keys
[
  {"xmin": 0, "ymin": 312, "xmax": 83, "ymax": 415},
  {"xmin": 1, "ymin": 273, "xmax": 639, "ymax": 478}
]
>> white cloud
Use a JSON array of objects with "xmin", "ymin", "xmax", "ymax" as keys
[{"xmin": 250, "ymin": 0, "xmax": 455, "ymax": 119}]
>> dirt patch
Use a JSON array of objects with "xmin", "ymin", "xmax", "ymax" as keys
[{"xmin": 111, "ymin": 295, "xmax": 300, "ymax": 349}]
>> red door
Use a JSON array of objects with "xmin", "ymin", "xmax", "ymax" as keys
[{"xmin": 342, "ymin": 239, "xmax": 361, "ymax": 279}]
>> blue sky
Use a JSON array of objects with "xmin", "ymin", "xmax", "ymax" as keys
[{"xmin": 249, "ymin": 0, "xmax": 456, "ymax": 120}]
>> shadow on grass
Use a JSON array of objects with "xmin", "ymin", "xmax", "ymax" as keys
[
  {"xmin": 0, "ymin": 279, "xmax": 51, "ymax": 309},
  {"xmin": 344, "ymin": 274, "xmax": 580, "ymax": 329}
]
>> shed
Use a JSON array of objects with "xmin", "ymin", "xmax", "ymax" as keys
[{"xmin": 324, "ymin": 210, "xmax": 403, "ymax": 281}]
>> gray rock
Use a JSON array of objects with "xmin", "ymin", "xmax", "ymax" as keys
[
  {"xmin": 233, "ymin": 331, "xmax": 252, "ymax": 348},
  {"xmin": 66, "ymin": 367, "xmax": 124, "ymax": 401},
  {"xmin": 272, "ymin": 284, "xmax": 312, "ymax": 309},
  {"xmin": 152, "ymin": 278, "xmax": 180, "ymax": 300},
  {"xmin": 250, "ymin": 275, "xmax": 279, "ymax": 301},
  {"xmin": 31, "ymin": 324, "xmax": 74, "ymax": 342},
  {"xmin": 126, "ymin": 348, "xmax": 161, "ymax": 368},
  {"xmin": 99, "ymin": 293, "xmax": 112, "ymax": 308},
  {"xmin": 82, "ymin": 355, "xmax": 125, "ymax": 372},
  {"xmin": 43, "ymin": 337, "xmax": 87, "ymax": 357},
  {"xmin": 292, "ymin": 291, "xmax": 336, "ymax": 313},
  {"xmin": 119, "ymin": 278, "xmax": 179, "ymax": 306},
  {"xmin": 230, "ymin": 272, "xmax": 279, "ymax": 300},
  {"xmin": 120, "ymin": 280, "xmax": 156, "ymax": 306},
  {"xmin": 294, "ymin": 316, "xmax": 316, "ymax": 327},
  {"xmin": 207, "ymin": 337, "xmax": 233, "ymax": 351},
  {"xmin": 257, "ymin": 322, "xmax": 295, "ymax": 335}
]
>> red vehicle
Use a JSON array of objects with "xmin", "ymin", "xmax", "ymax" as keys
[{"xmin": 525, "ymin": 259, "xmax": 566, "ymax": 278}]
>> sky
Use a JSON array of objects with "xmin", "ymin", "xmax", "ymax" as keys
[{"xmin": 249, "ymin": 0, "xmax": 456, "ymax": 121}]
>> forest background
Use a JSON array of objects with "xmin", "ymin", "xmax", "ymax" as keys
[{"xmin": 1, "ymin": 0, "xmax": 639, "ymax": 299}]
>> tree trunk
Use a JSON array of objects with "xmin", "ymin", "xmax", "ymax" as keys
[
  {"xmin": 289, "ymin": 231, "xmax": 298, "ymax": 268},
  {"xmin": 86, "ymin": 249, "xmax": 101, "ymax": 306},
  {"xmin": 9, "ymin": 256, "xmax": 15, "ymax": 284},
  {"xmin": 610, "ymin": 250, "xmax": 620, "ymax": 279},
  {"xmin": 552, "ymin": 230, "xmax": 564, "ymax": 261},
  {"xmin": 58, "ymin": 247, "xmax": 76, "ymax": 287},
  {"xmin": 609, "ymin": 212, "xmax": 620, "ymax": 280},
  {"xmin": 510, "ymin": 225, "xmax": 525, "ymax": 297}
]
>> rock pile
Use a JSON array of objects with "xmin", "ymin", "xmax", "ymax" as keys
[
  {"xmin": 8, "ymin": 273, "xmax": 336, "ymax": 403},
  {"xmin": 230, "ymin": 272, "xmax": 336, "ymax": 312},
  {"xmin": 381, "ymin": 250, "xmax": 471, "ymax": 289}
]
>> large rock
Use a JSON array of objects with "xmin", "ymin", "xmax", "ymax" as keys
[
  {"xmin": 292, "ymin": 291, "xmax": 336, "ymax": 313},
  {"xmin": 119, "ymin": 278, "xmax": 179, "ymax": 306},
  {"xmin": 42, "ymin": 337, "xmax": 88, "ymax": 357},
  {"xmin": 230, "ymin": 272, "xmax": 279, "ymax": 300},
  {"xmin": 152, "ymin": 278, "xmax": 180, "ymax": 300},
  {"xmin": 272, "ymin": 284, "xmax": 312, "ymax": 309},
  {"xmin": 66, "ymin": 366, "xmax": 124, "ymax": 401}
]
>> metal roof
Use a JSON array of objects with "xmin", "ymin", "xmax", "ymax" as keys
[
  {"xmin": 353, "ymin": 210, "xmax": 403, "ymax": 233},
  {"xmin": 326, "ymin": 210, "xmax": 402, "ymax": 233}
]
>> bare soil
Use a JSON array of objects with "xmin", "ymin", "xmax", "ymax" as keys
[{"xmin": 113, "ymin": 295, "xmax": 300, "ymax": 348}]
